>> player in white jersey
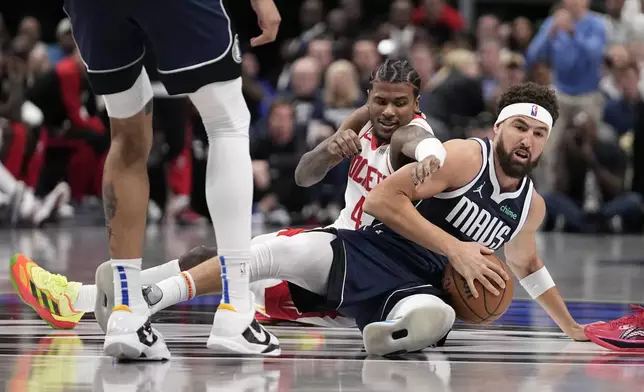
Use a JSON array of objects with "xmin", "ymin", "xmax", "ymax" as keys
[
  {"xmin": 9, "ymin": 59, "xmax": 447, "ymax": 334},
  {"xmin": 244, "ymin": 59, "xmax": 446, "ymax": 327}
]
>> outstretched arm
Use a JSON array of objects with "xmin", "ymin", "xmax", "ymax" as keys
[{"xmin": 504, "ymin": 192, "xmax": 588, "ymax": 341}]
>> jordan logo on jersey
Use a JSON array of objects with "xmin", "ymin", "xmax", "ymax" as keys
[
  {"xmin": 473, "ymin": 182, "xmax": 485, "ymax": 198},
  {"xmin": 444, "ymin": 196, "xmax": 511, "ymax": 250}
]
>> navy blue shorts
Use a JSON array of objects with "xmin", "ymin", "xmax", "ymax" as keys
[
  {"xmin": 289, "ymin": 226, "xmax": 450, "ymax": 330},
  {"xmin": 63, "ymin": 0, "xmax": 241, "ymax": 95}
]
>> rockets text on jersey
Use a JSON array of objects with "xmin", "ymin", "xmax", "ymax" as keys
[{"xmin": 333, "ymin": 115, "xmax": 435, "ymax": 230}]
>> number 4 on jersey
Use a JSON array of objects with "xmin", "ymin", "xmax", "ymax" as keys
[{"xmin": 351, "ymin": 196, "xmax": 366, "ymax": 229}]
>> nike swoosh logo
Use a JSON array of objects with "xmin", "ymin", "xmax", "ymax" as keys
[{"xmin": 243, "ymin": 319, "xmax": 271, "ymax": 346}]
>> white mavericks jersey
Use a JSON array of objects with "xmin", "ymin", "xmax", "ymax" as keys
[{"xmin": 331, "ymin": 114, "xmax": 434, "ymax": 230}]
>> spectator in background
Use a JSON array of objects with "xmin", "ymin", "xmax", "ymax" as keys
[
  {"xmin": 276, "ymin": 0, "xmax": 326, "ymax": 91},
  {"xmin": 466, "ymin": 111, "xmax": 496, "ymax": 140},
  {"xmin": 422, "ymin": 49, "xmax": 484, "ymax": 138},
  {"xmin": 17, "ymin": 17, "xmax": 46, "ymax": 55},
  {"xmin": 1, "ymin": 36, "xmax": 30, "ymax": 123},
  {"xmin": 509, "ymin": 17, "xmax": 534, "ymax": 53},
  {"xmin": 600, "ymin": 44, "xmax": 631, "ymax": 100},
  {"xmin": 282, "ymin": 0, "xmax": 326, "ymax": 62},
  {"xmin": 529, "ymin": 62, "xmax": 553, "ymax": 86},
  {"xmin": 28, "ymin": 44, "xmax": 51, "ymax": 81},
  {"xmin": 309, "ymin": 59, "xmax": 364, "ymax": 143},
  {"xmin": 478, "ymin": 40, "xmax": 503, "ymax": 105},
  {"xmin": 339, "ymin": 0, "xmax": 364, "ymax": 38},
  {"xmin": 26, "ymin": 49, "xmax": 109, "ymax": 202},
  {"xmin": 629, "ymin": 37, "xmax": 644, "ymax": 96},
  {"xmin": 0, "ymin": 124, "xmax": 73, "ymax": 227},
  {"xmin": 526, "ymin": 0, "xmax": 607, "ymax": 193},
  {"xmin": 377, "ymin": 0, "xmax": 425, "ymax": 59},
  {"xmin": 503, "ymin": 52, "xmax": 528, "ymax": 87},
  {"xmin": 488, "ymin": 52, "xmax": 528, "ymax": 109},
  {"xmin": 604, "ymin": 62, "xmax": 641, "ymax": 136},
  {"xmin": 604, "ymin": 0, "xmax": 634, "ymax": 45},
  {"xmin": 476, "ymin": 14, "xmax": 501, "ymax": 44},
  {"xmin": 285, "ymin": 56, "xmax": 322, "ymax": 130},
  {"xmin": 409, "ymin": 41, "xmax": 449, "ymax": 140},
  {"xmin": 307, "ymin": 38, "xmax": 335, "ymax": 71},
  {"xmin": 409, "ymin": 41, "xmax": 435, "ymax": 91},
  {"xmin": 326, "ymin": 9, "xmax": 352, "ymax": 59},
  {"xmin": 242, "ymin": 52, "xmax": 275, "ymax": 124},
  {"xmin": 47, "ymin": 18, "xmax": 76, "ymax": 66},
  {"xmin": 352, "ymin": 39, "xmax": 380, "ymax": 92},
  {"xmin": 251, "ymin": 99, "xmax": 308, "ymax": 226},
  {"xmin": 412, "ymin": 0, "xmax": 465, "ymax": 46},
  {"xmin": 545, "ymin": 111, "xmax": 643, "ymax": 233}
]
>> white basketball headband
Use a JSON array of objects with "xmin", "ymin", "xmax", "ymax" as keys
[{"xmin": 494, "ymin": 103, "xmax": 553, "ymax": 137}]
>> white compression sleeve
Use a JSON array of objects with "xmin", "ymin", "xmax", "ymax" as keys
[
  {"xmin": 249, "ymin": 231, "xmax": 335, "ymax": 296},
  {"xmin": 189, "ymin": 78, "xmax": 253, "ymax": 310}
]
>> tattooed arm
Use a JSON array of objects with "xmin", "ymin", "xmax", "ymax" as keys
[{"xmin": 294, "ymin": 105, "xmax": 369, "ymax": 187}]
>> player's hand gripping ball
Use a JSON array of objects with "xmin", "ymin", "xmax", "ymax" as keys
[{"xmin": 442, "ymin": 254, "xmax": 514, "ymax": 324}]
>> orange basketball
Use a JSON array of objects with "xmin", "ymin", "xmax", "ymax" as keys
[{"xmin": 442, "ymin": 254, "xmax": 514, "ymax": 324}]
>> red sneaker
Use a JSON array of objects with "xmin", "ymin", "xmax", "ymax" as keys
[{"xmin": 585, "ymin": 305, "xmax": 644, "ymax": 352}]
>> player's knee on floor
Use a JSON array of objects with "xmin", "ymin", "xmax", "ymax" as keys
[
  {"xmin": 188, "ymin": 78, "xmax": 250, "ymax": 141},
  {"xmin": 363, "ymin": 294, "xmax": 455, "ymax": 356}
]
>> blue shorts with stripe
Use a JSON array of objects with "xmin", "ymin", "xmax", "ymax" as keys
[
  {"xmin": 63, "ymin": 0, "xmax": 241, "ymax": 95},
  {"xmin": 288, "ymin": 225, "xmax": 450, "ymax": 330}
]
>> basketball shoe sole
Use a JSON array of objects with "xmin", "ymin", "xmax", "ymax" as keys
[{"xmin": 362, "ymin": 294, "xmax": 455, "ymax": 356}]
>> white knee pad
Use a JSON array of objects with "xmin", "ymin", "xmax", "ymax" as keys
[
  {"xmin": 102, "ymin": 68, "xmax": 153, "ymax": 119},
  {"xmin": 188, "ymin": 78, "xmax": 250, "ymax": 140},
  {"xmin": 363, "ymin": 294, "xmax": 455, "ymax": 356}
]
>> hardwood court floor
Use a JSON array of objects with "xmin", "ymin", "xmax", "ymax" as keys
[{"xmin": 0, "ymin": 226, "xmax": 642, "ymax": 391}]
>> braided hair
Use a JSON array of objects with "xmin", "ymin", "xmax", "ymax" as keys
[{"xmin": 369, "ymin": 58, "xmax": 422, "ymax": 97}]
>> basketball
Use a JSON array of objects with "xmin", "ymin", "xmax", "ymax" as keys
[{"xmin": 442, "ymin": 254, "xmax": 514, "ymax": 324}]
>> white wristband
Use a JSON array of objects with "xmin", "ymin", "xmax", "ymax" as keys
[
  {"xmin": 414, "ymin": 138, "xmax": 446, "ymax": 166},
  {"xmin": 519, "ymin": 267, "xmax": 555, "ymax": 299}
]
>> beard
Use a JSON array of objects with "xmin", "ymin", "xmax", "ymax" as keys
[{"xmin": 495, "ymin": 136, "xmax": 540, "ymax": 179}]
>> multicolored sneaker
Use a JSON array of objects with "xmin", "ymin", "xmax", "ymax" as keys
[
  {"xmin": 585, "ymin": 305, "xmax": 644, "ymax": 352},
  {"xmin": 9, "ymin": 254, "xmax": 84, "ymax": 329}
]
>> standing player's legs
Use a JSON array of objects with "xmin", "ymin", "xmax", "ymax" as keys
[
  {"xmin": 97, "ymin": 231, "xmax": 339, "ymax": 356},
  {"xmin": 130, "ymin": 0, "xmax": 270, "ymax": 353},
  {"xmin": 63, "ymin": 0, "xmax": 167, "ymax": 360}
]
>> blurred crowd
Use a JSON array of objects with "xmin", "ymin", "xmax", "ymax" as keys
[{"xmin": 1, "ymin": 0, "xmax": 643, "ymax": 233}]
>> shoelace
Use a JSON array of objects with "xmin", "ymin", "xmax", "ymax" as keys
[
  {"xmin": 605, "ymin": 305, "xmax": 644, "ymax": 329},
  {"xmin": 32, "ymin": 269, "xmax": 69, "ymax": 298}
]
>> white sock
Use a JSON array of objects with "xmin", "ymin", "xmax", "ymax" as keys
[
  {"xmin": 149, "ymin": 272, "xmax": 195, "ymax": 315},
  {"xmin": 140, "ymin": 259, "xmax": 180, "ymax": 286},
  {"xmin": 111, "ymin": 258, "xmax": 147, "ymax": 313},
  {"xmin": 72, "ymin": 284, "xmax": 97, "ymax": 312},
  {"xmin": 67, "ymin": 259, "xmax": 181, "ymax": 314},
  {"xmin": 191, "ymin": 79, "xmax": 253, "ymax": 312},
  {"xmin": 0, "ymin": 163, "xmax": 17, "ymax": 194}
]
